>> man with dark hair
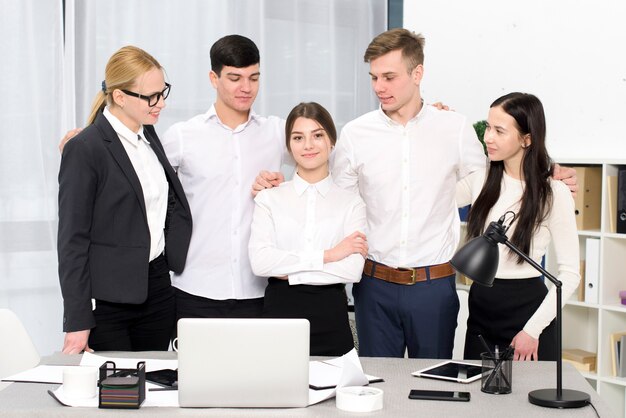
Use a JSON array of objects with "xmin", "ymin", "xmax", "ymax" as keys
[{"xmin": 162, "ymin": 34, "xmax": 290, "ymax": 320}]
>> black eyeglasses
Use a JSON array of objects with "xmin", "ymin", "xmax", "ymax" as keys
[{"xmin": 121, "ymin": 82, "xmax": 171, "ymax": 107}]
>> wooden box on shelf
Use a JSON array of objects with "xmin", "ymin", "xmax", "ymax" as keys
[
  {"xmin": 562, "ymin": 348, "xmax": 597, "ymax": 372},
  {"xmin": 570, "ymin": 166, "xmax": 602, "ymax": 230}
]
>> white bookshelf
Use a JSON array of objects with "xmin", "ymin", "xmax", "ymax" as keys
[{"xmin": 552, "ymin": 159, "xmax": 626, "ymax": 418}]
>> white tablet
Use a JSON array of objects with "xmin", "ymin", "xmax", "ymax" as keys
[{"xmin": 412, "ymin": 360, "xmax": 485, "ymax": 383}]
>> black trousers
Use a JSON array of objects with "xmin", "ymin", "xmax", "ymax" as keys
[
  {"xmin": 263, "ymin": 278, "xmax": 354, "ymax": 357},
  {"xmin": 88, "ymin": 254, "xmax": 175, "ymax": 351},
  {"xmin": 464, "ymin": 277, "xmax": 557, "ymax": 361},
  {"xmin": 174, "ymin": 288, "xmax": 264, "ymax": 321}
]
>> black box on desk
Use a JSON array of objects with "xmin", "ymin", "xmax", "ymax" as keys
[{"xmin": 98, "ymin": 361, "xmax": 145, "ymax": 409}]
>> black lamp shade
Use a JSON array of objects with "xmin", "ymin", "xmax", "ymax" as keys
[{"xmin": 450, "ymin": 235, "xmax": 499, "ymax": 287}]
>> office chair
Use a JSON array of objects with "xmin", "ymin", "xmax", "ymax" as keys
[
  {"xmin": 0, "ymin": 309, "xmax": 40, "ymax": 380},
  {"xmin": 452, "ymin": 289, "xmax": 469, "ymax": 359}
]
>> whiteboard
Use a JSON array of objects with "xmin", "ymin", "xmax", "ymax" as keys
[{"xmin": 404, "ymin": 0, "xmax": 626, "ymax": 159}]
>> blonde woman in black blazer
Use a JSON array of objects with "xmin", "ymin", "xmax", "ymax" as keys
[{"xmin": 58, "ymin": 46, "xmax": 192, "ymax": 354}]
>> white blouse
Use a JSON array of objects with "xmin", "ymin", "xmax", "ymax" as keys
[
  {"xmin": 456, "ymin": 169, "xmax": 581, "ymax": 339},
  {"xmin": 249, "ymin": 173, "xmax": 367, "ymax": 285}
]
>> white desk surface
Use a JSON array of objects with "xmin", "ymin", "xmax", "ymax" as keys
[{"xmin": 0, "ymin": 351, "xmax": 614, "ymax": 417}]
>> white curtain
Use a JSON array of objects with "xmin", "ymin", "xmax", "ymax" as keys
[
  {"xmin": 0, "ymin": 0, "xmax": 65, "ymax": 354},
  {"xmin": 1, "ymin": 0, "xmax": 386, "ymax": 356}
]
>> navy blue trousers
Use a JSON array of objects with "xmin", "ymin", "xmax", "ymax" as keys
[{"xmin": 353, "ymin": 272, "xmax": 459, "ymax": 358}]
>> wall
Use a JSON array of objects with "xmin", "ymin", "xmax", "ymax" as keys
[{"xmin": 404, "ymin": 0, "xmax": 626, "ymax": 160}]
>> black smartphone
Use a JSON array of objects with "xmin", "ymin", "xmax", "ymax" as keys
[
  {"xmin": 145, "ymin": 369, "xmax": 178, "ymax": 388},
  {"xmin": 408, "ymin": 389, "xmax": 470, "ymax": 402}
]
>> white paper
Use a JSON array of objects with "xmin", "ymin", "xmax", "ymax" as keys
[
  {"xmin": 80, "ymin": 351, "xmax": 177, "ymax": 372},
  {"xmin": 3, "ymin": 365, "xmax": 70, "ymax": 384},
  {"xmin": 307, "ymin": 348, "xmax": 371, "ymax": 406},
  {"xmin": 50, "ymin": 386, "xmax": 99, "ymax": 407}
]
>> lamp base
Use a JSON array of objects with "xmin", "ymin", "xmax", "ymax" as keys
[{"xmin": 528, "ymin": 388, "xmax": 590, "ymax": 408}]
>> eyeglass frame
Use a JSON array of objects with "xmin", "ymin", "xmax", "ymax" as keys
[{"xmin": 120, "ymin": 82, "xmax": 171, "ymax": 107}]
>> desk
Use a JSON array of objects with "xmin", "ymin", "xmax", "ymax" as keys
[{"xmin": 0, "ymin": 352, "xmax": 614, "ymax": 417}]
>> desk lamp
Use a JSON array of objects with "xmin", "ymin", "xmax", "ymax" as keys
[{"xmin": 450, "ymin": 211, "xmax": 590, "ymax": 408}]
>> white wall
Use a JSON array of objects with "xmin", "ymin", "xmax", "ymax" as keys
[{"xmin": 404, "ymin": 0, "xmax": 626, "ymax": 160}]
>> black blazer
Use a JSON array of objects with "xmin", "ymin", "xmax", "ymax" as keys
[{"xmin": 58, "ymin": 112, "xmax": 192, "ymax": 332}]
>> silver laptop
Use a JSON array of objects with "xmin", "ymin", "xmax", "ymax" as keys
[{"xmin": 177, "ymin": 318, "xmax": 310, "ymax": 408}]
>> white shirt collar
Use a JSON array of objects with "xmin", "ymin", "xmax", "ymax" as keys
[
  {"xmin": 376, "ymin": 99, "xmax": 426, "ymax": 127},
  {"xmin": 292, "ymin": 172, "xmax": 332, "ymax": 197},
  {"xmin": 103, "ymin": 107, "xmax": 147, "ymax": 147},
  {"xmin": 204, "ymin": 104, "xmax": 260, "ymax": 131}
]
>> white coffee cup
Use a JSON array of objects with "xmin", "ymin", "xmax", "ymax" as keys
[{"xmin": 62, "ymin": 367, "xmax": 98, "ymax": 399}]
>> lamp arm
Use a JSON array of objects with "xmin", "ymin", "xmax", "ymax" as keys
[
  {"xmin": 503, "ymin": 239, "xmax": 563, "ymax": 396},
  {"xmin": 502, "ymin": 241, "xmax": 561, "ymax": 288}
]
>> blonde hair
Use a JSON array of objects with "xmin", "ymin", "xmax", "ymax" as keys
[
  {"xmin": 363, "ymin": 28, "xmax": 425, "ymax": 72},
  {"xmin": 87, "ymin": 46, "xmax": 162, "ymax": 125}
]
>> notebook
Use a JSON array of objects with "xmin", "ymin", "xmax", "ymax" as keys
[{"xmin": 177, "ymin": 318, "xmax": 310, "ymax": 408}]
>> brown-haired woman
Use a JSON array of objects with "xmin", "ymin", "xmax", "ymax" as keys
[
  {"xmin": 58, "ymin": 46, "xmax": 192, "ymax": 354},
  {"xmin": 248, "ymin": 102, "xmax": 367, "ymax": 356}
]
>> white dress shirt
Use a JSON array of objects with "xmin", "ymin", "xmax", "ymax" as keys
[
  {"xmin": 456, "ymin": 169, "xmax": 580, "ymax": 339},
  {"xmin": 249, "ymin": 173, "xmax": 367, "ymax": 285},
  {"xmin": 103, "ymin": 107, "xmax": 167, "ymax": 262},
  {"xmin": 331, "ymin": 104, "xmax": 486, "ymax": 268},
  {"xmin": 162, "ymin": 105, "xmax": 291, "ymax": 300}
]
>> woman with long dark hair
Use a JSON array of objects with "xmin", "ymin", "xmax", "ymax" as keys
[{"xmin": 458, "ymin": 92, "xmax": 580, "ymax": 361}]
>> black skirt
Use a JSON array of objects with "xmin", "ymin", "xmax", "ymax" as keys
[
  {"xmin": 263, "ymin": 278, "xmax": 354, "ymax": 356},
  {"xmin": 464, "ymin": 277, "xmax": 557, "ymax": 360}
]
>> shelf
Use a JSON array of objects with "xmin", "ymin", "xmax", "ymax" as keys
[
  {"xmin": 578, "ymin": 230, "xmax": 602, "ymax": 238},
  {"xmin": 554, "ymin": 160, "xmax": 626, "ymax": 416},
  {"xmin": 566, "ymin": 300, "xmax": 600, "ymax": 309},
  {"xmin": 600, "ymin": 375, "xmax": 626, "ymax": 387},
  {"xmin": 602, "ymin": 303, "xmax": 626, "ymax": 314}
]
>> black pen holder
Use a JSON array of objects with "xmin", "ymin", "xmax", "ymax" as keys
[
  {"xmin": 481, "ymin": 352, "xmax": 512, "ymax": 394},
  {"xmin": 98, "ymin": 361, "xmax": 146, "ymax": 409}
]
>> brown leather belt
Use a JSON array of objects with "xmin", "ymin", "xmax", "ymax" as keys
[{"xmin": 364, "ymin": 259, "xmax": 455, "ymax": 285}]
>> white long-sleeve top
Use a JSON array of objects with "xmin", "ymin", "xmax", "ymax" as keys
[
  {"xmin": 456, "ymin": 169, "xmax": 581, "ymax": 339},
  {"xmin": 249, "ymin": 173, "xmax": 367, "ymax": 285},
  {"xmin": 162, "ymin": 106, "xmax": 291, "ymax": 300},
  {"xmin": 331, "ymin": 104, "xmax": 486, "ymax": 268}
]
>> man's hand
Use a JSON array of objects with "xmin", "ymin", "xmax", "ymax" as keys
[
  {"xmin": 324, "ymin": 231, "xmax": 368, "ymax": 263},
  {"xmin": 251, "ymin": 171, "xmax": 284, "ymax": 196},
  {"xmin": 510, "ymin": 330, "xmax": 539, "ymax": 361},
  {"xmin": 552, "ymin": 163, "xmax": 578, "ymax": 197},
  {"xmin": 430, "ymin": 102, "xmax": 451, "ymax": 111},
  {"xmin": 59, "ymin": 128, "xmax": 82, "ymax": 153},
  {"xmin": 62, "ymin": 329, "xmax": 93, "ymax": 355}
]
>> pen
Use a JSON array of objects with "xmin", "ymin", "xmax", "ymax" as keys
[{"xmin": 478, "ymin": 334, "xmax": 494, "ymax": 357}]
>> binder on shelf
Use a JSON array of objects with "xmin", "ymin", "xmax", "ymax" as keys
[
  {"xmin": 610, "ymin": 331, "xmax": 626, "ymax": 376},
  {"xmin": 617, "ymin": 166, "xmax": 626, "ymax": 233},
  {"xmin": 572, "ymin": 166, "xmax": 601, "ymax": 231},
  {"xmin": 607, "ymin": 175, "xmax": 618, "ymax": 233},
  {"xmin": 620, "ymin": 335, "xmax": 626, "ymax": 377},
  {"xmin": 583, "ymin": 238, "xmax": 600, "ymax": 304}
]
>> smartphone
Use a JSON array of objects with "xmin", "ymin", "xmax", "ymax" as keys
[
  {"xmin": 145, "ymin": 369, "xmax": 178, "ymax": 388},
  {"xmin": 408, "ymin": 389, "xmax": 470, "ymax": 402}
]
